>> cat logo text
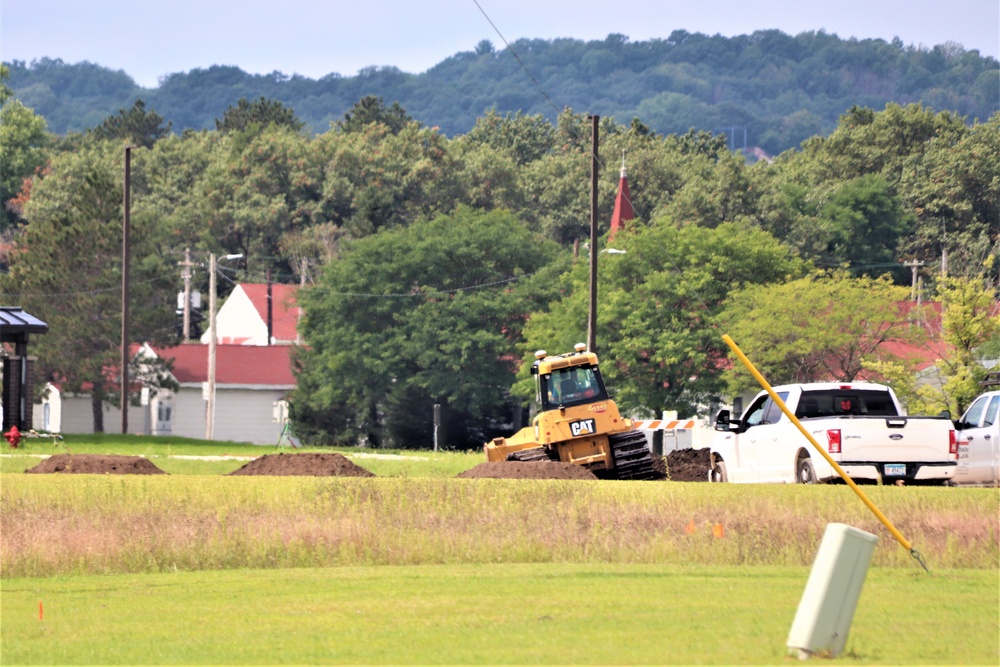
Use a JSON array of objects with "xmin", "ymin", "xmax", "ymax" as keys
[{"xmin": 570, "ymin": 419, "xmax": 596, "ymax": 437}]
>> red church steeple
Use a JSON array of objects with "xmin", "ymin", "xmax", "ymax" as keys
[{"xmin": 609, "ymin": 152, "xmax": 634, "ymax": 241}]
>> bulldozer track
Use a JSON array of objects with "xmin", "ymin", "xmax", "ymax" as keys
[
  {"xmin": 507, "ymin": 432, "xmax": 655, "ymax": 480},
  {"xmin": 507, "ymin": 447, "xmax": 559, "ymax": 463},
  {"xmin": 605, "ymin": 430, "xmax": 656, "ymax": 480}
]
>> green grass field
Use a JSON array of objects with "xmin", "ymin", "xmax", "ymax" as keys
[
  {"xmin": 1, "ymin": 435, "xmax": 998, "ymax": 664},
  {"xmin": 3, "ymin": 565, "xmax": 997, "ymax": 664}
]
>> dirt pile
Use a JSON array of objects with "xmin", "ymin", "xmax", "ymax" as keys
[
  {"xmin": 664, "ymin": 448, "xmax": 713, "ymax": 481},
  {"xmin": 458, "ymin": 448, "xmax": 713, "ymax": 482},
  {"xmin": 228, "ymin": 452, "xmax": 375, "ymax": 477},
  {"xmin": 457, "ymin": 461, "xmax": 599, "ymax": 480},
  {"xmin": 24, "ymin": 454, "xmax": 167, "ymax": 475}
]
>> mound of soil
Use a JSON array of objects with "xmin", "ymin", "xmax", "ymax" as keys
[
  {"xmin": 228, "ymin": 452, "xmax": 375, "ymax": 477},
  {"xmin": 25, "ymin": 454, "xmax": 167, "ymax": 475},
  {"xmin": 457, "ymin": 461, "xmax": 599, "ymax": 480},
  {"xmin": 665, "ymin": 447, "xmax": 713, "ymax": 482}
]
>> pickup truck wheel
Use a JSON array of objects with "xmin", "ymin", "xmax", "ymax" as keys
[
  {"xmin": 711, "ymin": 459, "xmax": 728, "ymax": 483},
  {"xmin": 796, "ymin": 457, "xmax": 817, "ymax": 484}
]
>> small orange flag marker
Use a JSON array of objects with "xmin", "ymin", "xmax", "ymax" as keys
[{"xmin": 684, "ymin": 519, "xmax": 697, "ymax": 534}]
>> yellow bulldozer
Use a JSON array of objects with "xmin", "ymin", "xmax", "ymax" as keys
[{"xmin": 484, "ymin": 343, "xmax": 656, "ymax": 480}]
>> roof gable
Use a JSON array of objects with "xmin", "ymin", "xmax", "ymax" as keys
[{"xmin": 200, "ymin": 283, "xmax": 301, "ymax": 345}]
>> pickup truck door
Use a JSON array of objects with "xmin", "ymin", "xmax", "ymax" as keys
[
  {"xmin": 753, "ymin": 392, "xmax": 793, "ymax": 483},
  {"xmin": 729, "ymin": 394, "xmax": 769, "ymax": 482},
  {"xmin": 962, "ymin": 395, "xmax": 999, "ymax": 484},
  {"xmin": 740, "ymin": 392, "xmax": 790, "ymax": 482}
]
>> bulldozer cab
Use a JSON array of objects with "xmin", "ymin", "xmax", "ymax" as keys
[
  {"xmin": 541, "ymin": 365, "xmax": 607, "ymax": 410},
  {"xmin": 532, "ymin": 344, "xmax": 610, "ymax": 412}
]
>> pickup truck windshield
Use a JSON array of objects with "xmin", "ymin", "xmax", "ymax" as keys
[{"xmin": 795, "ymin": 390, "xmax": 899, "ymax": 418}]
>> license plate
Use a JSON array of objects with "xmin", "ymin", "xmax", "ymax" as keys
[{"xmin": 884, "ymin": 464, "xmax": 906, "ymax": 476}]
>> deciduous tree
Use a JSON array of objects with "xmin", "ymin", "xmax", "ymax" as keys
[
  {"xmin": 1, "ymin": 141, "xmax": 177, "ymax": 431},
  {"xmin": 521, "ymin": 220, "xmax": 806, "ymax": 417},
  {"xmin": 291, "ymin": 207, "xmax": 565, "ymax": 448},
  {"xmin": 721, "ymin": 271, "xmax": 912, "ymax": 393}
]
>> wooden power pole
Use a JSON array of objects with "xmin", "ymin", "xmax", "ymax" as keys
[{"xmin": 587, "ymin": 115, "xmax": 599, "ymax": 354}]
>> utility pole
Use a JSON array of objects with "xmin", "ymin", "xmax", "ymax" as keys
[
  {"xmin": 266, "ymin": 267, "xmax": 273, "ymax": 346},
  {"xmin": 941, "ymin": 220, "xmax": 948, "ymax": 277},
  {"xmin": 121, "ymin": 145, "xmax": 133, "ymax": 435},
  {"xmin": 904, "ymin": 260, "xmax": 925, "ymax": 302},
  {"xmin": 587, "ymin": 114, "xmax": 599, "ymax": 354},
  {"xmin": 205, "ymin": 253, "xmax": 217, "ymax": 440},
  {"xmin": 179, "ymin": 247, "xmax": 194, "ymax": 342}
]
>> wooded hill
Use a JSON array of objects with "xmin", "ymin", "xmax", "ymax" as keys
[{"xmin": 5, "ymin": 29, "xmax": 999, "ymax": 154}]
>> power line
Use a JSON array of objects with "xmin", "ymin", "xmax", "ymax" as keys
[{"xmin": 472, "ymin": 0, "xmax": 562, "ymax": 118}]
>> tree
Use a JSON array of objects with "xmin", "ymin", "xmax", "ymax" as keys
[
  {"xmin": 215, "ymin": 96, "xmax": 304, "ymax": 134},
  {"xmin": 900, "ymin": 112, "xmax": 1000, "ymax": 271},
  {"xmin": 816, "ymin": 174, "xmax": 915, "ymax": 278},
  {"xmin": 1, "ymin": 141, "xmax": 177, "ymax": 431},
  {"xmin": 521, "ymin": 220, "xmax": 807, "ymax": 417},
  {"xmin": 460, "ymin": 109, "xmax": 555, "ymax": 165},
  {"xmin": 195, "ymin": 126, "xmax": 322, "ymax": 274},
  {"xmin": 314, "ymin": 120, "xmax": 459, "ymax": 238},
  {"xmin": 0, "ymin": 64, "xmax": 49, "ymax": 230},
  {"xmin": 337, "ymin": 95, "xmax": 413, "ymax": 135},
  {"xmin": 290, "ymin": 207, "xmax": 565, "ymax": 448},
  {"xmin": 935, "ymin": 273, "xmax": 1000, "ymax": 414},
  {"xmin": 721, "ymin": 271, "xmax": 912, "ymax": 393},
  {"xmin": 90, "ymin": 98, "xmax": 172, "ymax": 149}
]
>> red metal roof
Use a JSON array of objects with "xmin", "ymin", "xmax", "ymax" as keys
[
  {"xmin": 149, "ymin": 343, "xmax": 296, "ymax": 386},
  {"xmin": 238, "ymin": 284, "xmax": 301, "ymax": 343}
]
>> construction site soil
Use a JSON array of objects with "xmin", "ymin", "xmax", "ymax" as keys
[
  {"xmin": 21, "ymin": 448, "xmax": 714, "ymax": 481},
  {"xmin": 24, "ymin": 454, "xmax": 167, "ymax": 475},
  {"xmin": 228, "ymin": 452, "xmax": 375, "ymax": 476}
]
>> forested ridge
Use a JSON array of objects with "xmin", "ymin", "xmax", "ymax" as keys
[{"xmin": 5, "ymin": 29, "xmax": 998, "ymax": 154}]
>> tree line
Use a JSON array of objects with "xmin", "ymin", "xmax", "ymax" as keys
[
  {"xmin": 5, "ymin": 29, "xmax": 998, "ymax": 155},
  {"xmin": 1, "ymin": 64, "xmax": 998, "ymax": 446}
]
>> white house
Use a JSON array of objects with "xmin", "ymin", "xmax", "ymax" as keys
[
  {"xmin": 35, "ymin": 343, "xmax": 297, "ymax": 445},
  {"xmin": 35, "ymin": 284, "xmax": 302, "ymax": 444}
]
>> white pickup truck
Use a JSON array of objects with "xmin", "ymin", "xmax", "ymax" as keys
[
  {"xmin": 953, "ymin": 389, "xmax": 1000, "ymax": 486},
  {"xmin": 710, "ymin": 382, "xmax": 958, "ymax": 485}
]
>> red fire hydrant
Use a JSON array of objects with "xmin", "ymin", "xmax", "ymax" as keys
[{"xmin": 4, "ymin": 425, "xmax": 22, "ymax": 448}]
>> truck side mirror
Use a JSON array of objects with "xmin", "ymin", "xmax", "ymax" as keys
[
  {"xmin": 937, "ymin": 409, "xmax": 951, "ymax": 420},
  {"xmin": 714, "ymin": 409, "xmax": 731, "ymax": 432}
]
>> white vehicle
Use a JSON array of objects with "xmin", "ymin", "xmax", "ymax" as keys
[
  {"xmin": 710, "ymin": 382, "xmax": 958, "ymax": 484},
  {"xmin": 953, "ymin": 390, "xmax": 1000, "ymax": 486}
]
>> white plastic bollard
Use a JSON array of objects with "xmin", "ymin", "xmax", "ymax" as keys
[{"xmin": 787, "ymin": 523, "xmax": 878, "ymax": 659}]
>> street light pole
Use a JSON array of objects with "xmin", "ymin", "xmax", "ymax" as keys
[
  {"xmin": 206, "ymin": 253, "xmax": 217, "ymax": 440},
  {"xmin": 587, "ymin": 114, "xmax": 599, "ymax": 353},
  {"xmin": 205, "ymin": 253, "xmax": 243, "ymax": 440}
]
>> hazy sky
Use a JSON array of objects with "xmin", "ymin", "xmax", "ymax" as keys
[{"xmin": 3, "ymin": 0, "xmax": 998, "ymax": 88}]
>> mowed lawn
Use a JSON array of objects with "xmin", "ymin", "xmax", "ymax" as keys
[{"xmin": 3, "ymin": 564, "xmax": 997, "ymax": 665}]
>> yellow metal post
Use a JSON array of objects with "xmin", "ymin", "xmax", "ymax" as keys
[{"xmin": 722, "ymin": 334, "xmax": 927, "ymax": 570}]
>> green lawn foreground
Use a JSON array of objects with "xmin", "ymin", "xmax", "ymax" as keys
[{"xmin": 2, "ymin": 563, "xmax": 996, "ymax": 665}]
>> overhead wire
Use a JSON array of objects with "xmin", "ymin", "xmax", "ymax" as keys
[{"xmin": 471, "ymin": 0, "xmax": 562, "ymax": 119}]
